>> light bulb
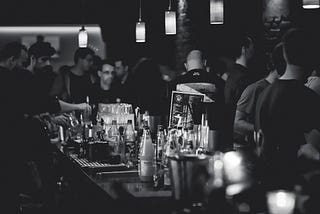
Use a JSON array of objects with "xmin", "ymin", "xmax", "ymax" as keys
[{"xmin": 78, "ymin": 26, "xmax": 88, "ymax": 48}]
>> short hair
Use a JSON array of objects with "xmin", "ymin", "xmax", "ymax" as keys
[
  {"xmin": 271, "ymin": 42, "xmax": 286, "ymax": 76},
  {"xmin": 28, "ymin": 41, "xmax": 56, "ymax": 58},
  {"xmin": 114, "ymin": 57, "xmax": 130, "ymax": 67},
  {"xmin": 282, "ymin": 28, "xmax": 318, "ymax": 69},
  {"xmin": 73, "ymin": 47, "xmax": 94, "ymax": 64},
  {"xmin": 100, "ymin": 59, "xmax": 114, "ymax": 70},
  {"xmin": 234, "ymin": 35, "xmax": 253, "ymax": 58},
  {"xmin": 92, "ymin": 55, "xmax": 102, "ymax": 69},
  {"xmin": 101, "ymin": 59, "xmax": 114, "ymax": 66},
  {"xmin": 0, "ymin": 42, "xmax": 27, "ymax": 61}
]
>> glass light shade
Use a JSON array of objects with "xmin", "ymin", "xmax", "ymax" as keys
[
  {"xmin": 267, "ymin": 190, "xmax": 296, "ymax": 214},
  {"xmin": 78, "ymin": 27, "xmax": 88, "ymax": 48},
  {"xmin": 165, "ymin": 11, "xmax": 176, "ymax": 35},
  {"xmin": 303, "ymin": 0, "xmax": 320, "ymax": 9},
  {"xmin": 136, "ymin": 21, "xmax": 146, "ymax": 43},
  {"xmin": 210, "ymin": 0, "xmax": 224, "ymax": 24}
]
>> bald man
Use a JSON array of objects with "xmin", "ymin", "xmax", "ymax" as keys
[
  {"xmin": 184, "ymin": 50, "xmax": 206, "ymax": 72},
  {"xmin": 175, "ymin": 50, "xmax": 225, "ymax": 102},
  {"xmin": 172, "ymin": 49, "xmax": 227, "ymax": 151}
]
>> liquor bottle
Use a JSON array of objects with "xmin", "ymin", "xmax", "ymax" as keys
[
  {"xmin": 94, "ymin": 118, "xmax": 104, "ymax": 140},
  {"xmin": 83, "ymin": 96, "xmax": 91, "ymax": 125},
  {"xmin": 135, "ymin": 107, "xmax": 141, "ymax": 129},
  {"xmin": 142, "ymin": 110, "xmax": 150, "ymax": 128},
  {"xmin": 125, "ymin": 120, "xmax": 136, "ymax": 165},
  {"xmin": 125, "ymin": 120, "xmax": 135, "ymax": 142},
  {"xmin": 187, "ymin": 127, "xmax": 196, "ymax": 153},
  {"xmin": 108, "ymin": 120, "xmax": 120, "ymax": 155},
  {"xmin": 156, "ymin": 125, "xmax": 165, "ymax": 164},
  {"xmin": 58, "ymin": 126, "xmax": 66, "ymax": 151},
  {"xmin": 118, "ymin": 126, "xmax": 126, "ymax": 163},
  {"xmin": 162, "ymin": 129, "xmax": 177, "ymax": 188},
  {"xmin": 82, "ymin": 123, "xmax": 93, "ymax": 158},
  {"xmin": 180, "ymin": 127, "xmax": 194, "ymax": 154},
  {"xmin": 196, "ymin": 113, "xmax": 209, "ymax": 154},
  {"xmin": 139, "ymin": 124, "xmax": 155, "ymax": 182}
]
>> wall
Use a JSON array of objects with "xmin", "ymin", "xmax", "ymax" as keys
[{"xmin": 0, "ymin": 25, "xmax": 106, "ymax": 71}]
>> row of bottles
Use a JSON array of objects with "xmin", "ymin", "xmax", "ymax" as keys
[{"xmin": 137, "ymin": 112, "xmax": 211, "ymax": 185}]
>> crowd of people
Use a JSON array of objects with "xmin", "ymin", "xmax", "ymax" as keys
[{"xmin": 0, "ymin": 27, "xmax": 320, "ymax": 212}]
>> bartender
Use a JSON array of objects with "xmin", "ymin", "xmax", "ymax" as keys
[{"xmin": 0, "ymin": 41, "xmax": 91, "ymax": 213}]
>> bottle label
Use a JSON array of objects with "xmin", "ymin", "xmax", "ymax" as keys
[
  {"xmin": 164, "ymin": 168, "xmax": 171, "ymax": 186},
  {"xmin": 140, "ymin": 159, "xmax": 154, "ymax": 177}
]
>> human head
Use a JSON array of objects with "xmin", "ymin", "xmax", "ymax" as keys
[
  {"xmin": 114, "ymin": 58, "xmax": 129, "ymax": 80},
  {"xmin": 74, "ymin": 47, "xmax": 95, "ymax": 71},
  {"xmin": 282, "ymin": 28, "xmax": 318, "ymax": 71},
  {"xmin": 235, "ymin": 35, "xmax": 255, "ymax": 61},
  {"xmin": 184, "ymin": 50, "xmax": 206, "ymax": 71},
  {"xmin": 91, "ymin": 55, "xmax": 102, "ymax": 72},
  {"xmin": 98, "ymin": 59, "xmax": 114, "ymax": 87},
  {"xmin": 28, "ymin": 41, "xmax": 56, "ymax": 69},
  {"xmin": 0, "ymin": 42, "xmax": 28, "ymax": 70},
  {"xmin": 271, "ymin": 42, "xmax": 286, "ymax": 77}
]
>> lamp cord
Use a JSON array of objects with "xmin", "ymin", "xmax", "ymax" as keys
[
  {"xmin": 168, "ymin": 0, "xmax": 171, "ymax": 10},
  {"xmin": 139, "ymin": 0, "xmax": 142, "ymax": 21},
  {"xmin": 81, "ymin": 0, "xmax": 85, "ymax": 27}
]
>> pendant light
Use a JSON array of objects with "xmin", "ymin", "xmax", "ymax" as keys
[
  {"xmin": 78, "ymin": 26, "xmax": 88, "ymax": 48},
  {"xmin": 78, "ymin": 0, "xmax": 88, "ymax": 47},
  {"xmin": 303, "ymin": 0, "xmax": 320, "ymax": 9},
  {"xmin": 165, "ymin": 0, "xmax": 176, "ymax": 35},
  {"xmin": 210, "ymin": 0, "xmax": 224, "ymax": 24},
  {"xmin": 136, "ymin": 0, "xmax": 146, "ymax": 43}
]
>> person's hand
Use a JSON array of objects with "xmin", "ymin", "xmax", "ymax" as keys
[
  {"xmin": 77, "ymin": 103, "xmax": 92, "ymax": 115},
  {"xmin": 51, "ymin": 114, "xmax": 70, "ymax": 127},
  {"xmin": 298, "ymin": 143, "xmax": 320, "ymax": 161}
]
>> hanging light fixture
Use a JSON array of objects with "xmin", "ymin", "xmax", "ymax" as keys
[
  {"xmin": 165, "ymin": 0, "xmax": 176, "ymax": 35},
  {"xmin": 303, "ymin": 0, "xmax": 320, "ymax": 9},
  {"xmin": 210, "ymin": 0, "xmax": 224, "ymax": 24},
  {"xmin": 78, "ymin": 26, "xmax": 88, "ymax": 47},
  {"xmin": 136, "ymin": 0, "xmax": 146, "ymax": 43},
  {"xmin": 78, "ymin": 0, "xmax": 88, "ymax": 47}
]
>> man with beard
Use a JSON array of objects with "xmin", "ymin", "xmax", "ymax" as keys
[
  {"xmin": 0, "ymin": 41, "xmax": 91, "ymax": 212},
  {"xmin": 27, "ymin": 40, "xmax": 70, "ymax": 127}
]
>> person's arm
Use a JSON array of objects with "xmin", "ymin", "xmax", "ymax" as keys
[
  {"xmin": 234, "ymin": 84, "xmax": 255, "ymax": 135},
  {"xmin": 234, "ymin": 110, "xmax": 254, "ymax": 135},
  {"xmin": 58, "ymin": 100, "xmax": 91, "ymax": 114}
]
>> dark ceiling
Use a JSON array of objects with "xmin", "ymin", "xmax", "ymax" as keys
[{"xmin": 1, "ymin": 0, "xmax": 319, "ymax": 68}]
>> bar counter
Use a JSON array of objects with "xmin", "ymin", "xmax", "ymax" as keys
[
  {"xmin": 52, "ymin": 142, "xmax": 177, "ymax": 214},
  {"xmin": 51, "ymin": 140, "xmax": 320, "ymax": 214}
]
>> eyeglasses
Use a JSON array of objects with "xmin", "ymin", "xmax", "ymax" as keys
[
  {"xmin": 100, "ymin": 70, "xmax": 114, "ymax": 74},
  {"xmin": 39, "ymin": 56, "xmax": 51, "ymax": 62}
]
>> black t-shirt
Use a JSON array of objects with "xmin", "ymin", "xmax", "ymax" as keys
[
  {"xmin": 225, "ymin": 64, "xmax": 256, "ymax": 113},
  {"xmin": 237, "ymin": 78, "xmax": 270, "ymax": 125},
  {"xmin": 0, "ymin": 67, "xmax": 60, "ymax": 121},
  {"xmin": 255, "ymin": 79, "xmax": 320, "ymax": 164},
  {"xmin": 69, "ymin": 71, "xmax": 93, "ymax": 104},
  {"xmin": 112, "ymin": 74, "xmax": 134, "ymax": 104},
  {"xmin": 234, "ymin": 78, "xmax": 270, "ymax": 144},
  {"xmin": 173, "ymin": 69, "xmax": 225, "ymax": 103},
  {"xmin": 172, "ymin": 69, "xmax": 226, "ymax": 130},
  {"xmin": 91, "ymin": 83, "xmax": 118, "ymax": 105}
]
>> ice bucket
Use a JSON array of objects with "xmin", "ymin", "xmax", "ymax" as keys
[{"xmin": 168, "ymin": 154, "xmax": 210, "ymax": 203}]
